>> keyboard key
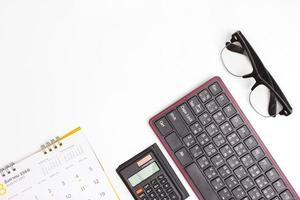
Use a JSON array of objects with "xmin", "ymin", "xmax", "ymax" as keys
[
  {"xmin": 218, "ymin": 187, "xmax": 232, "ymax": 200},
  {"xmin": 209, "ymin": 82, "xmax": 222, "ymax": 95},
  {"xmin": 211, "ymin": 177, "xmax": 224, "ymax": 191},
  {"xmin": 255, "ymin": 175, "xmax": 268, "ymax": 189},
  {"xmin": 230, "ymin": 115, "xmax": 244, "ymax": 128},
  {"xmin": 199, "ymin": 112, "xmax": 212, "ymax": 126},
  {"xmin": 248, "ymin": 165, "xmax": 261, "ymax": 178},
  {"xmin": 188, "ymin": 96, "xmax": 204, "ymax": 115},
  {"xmin": 204, "ymin": 143, "xmax": 217, "ymax": 156},
  {"xmin": 155, "ymin": 117, "xmax": 172, "ymax": 136},
  {"xmin": 241, "ymin": 177, "xmax": 255, "ymax": 190},
  {"xmin": 227, "ymin": 132, "xmax": 240, "ymax": 146},
  {"xmin": 204, "ymin": 166, "xmax": 218, "ymax": 179},
  {"xmin": 220, "ymin": 122, "xmax": 233, "ymax": 135},
  {"xmin": 216, "ymin": 93, "xmax": 229, "ymax": 107},
  {"xmin": 244, "ymin": 136, "xmax": 258, "ymax": 150},
  {"xmin": 183, "ymin": 134, "xmax": 196, "ymax": 147},
  {"xmin": 197, "ymin": 132, "xmax": 210, "ymax": 146},
  {"xmin": 167, "ymin": 110, "xmax": 189, "ymax": 137},
  {"xmin": 190, "ymin": 122, "xmax": 203, "ymax": 135},
  {"xmin": 280, "ymin": 190, "xmax": 294, "ymax": 200},
  {"xmin": 248, "ymin": 187, "xmax": 262, "ymax": 200},
  {"xmin": 251, "ymin": 147, "xmax": 265, "ymax": 160},
  {"xmin": 241, "ymin": 154, "xmax": 255, "ymax": 167},
  {"xmin": 197, "ymin": 155, "xmax": 210, "ymax": 169},
  {"xmin": 212, "ymin": 111, "xmax": 226, "ymax": 124},
  {"xmin": 166, "ymin": 133, "xmax": 182, "ymax": 151},
  {"xmin": 237, "ymin": 125, "xmax": 251, "ymax": 139},
  {"xmin": 225, "ymin": 176, "xmax": 239, "ymax": 189},
  {"xmin": 206, "ymin": 100, "xmax": 219, "ymax": 113},
  {"xmin": 190, "ymin": 145, "xmax": 202, "ymax": 158},
  {"xmin": 232, "ymin": 186, "xmax": 246, "ymax": 199},
  {"xmin": 178, "ymin": 103, "xmax": 195, "ymax": 124},
  {"xmin": 262, "ymin": 186, "xmax": 276, "ymax": 199},
  {"xmin": 199, "ymin": 89, "xmax": 212, "ymax": 103},
  {"xmin": 186, "ymin": 163, "xmax": 219, "ymax": 200},
  {"xmin": 220, "ymin": 145, "xmax": 233, "ymax": 158},
  {"xmin": 227, "ymin": 155, "xmax": 240, "ymax": 169},
  {"xmin": 211, "ymin": 154, "xmax": 224, "ymax": 167},
  {"xmin": 175, "ymin": 148, "xmax": 192, "ymax": 166},
  {"xmin": 234, "ymin": 166, "xmax": 247, "ymax": 180},
  {"xmin": 266, "ymin": 168, "xmax": 280, "ymax": 182},
  {"xmin": 223, "ymin": 104, "xmax": 236, "ymax": 117},
  {"xmin": 258, "ymin": 158, "xmax": 272, "ymax": 171},
  {"xmin": 273, "ymin": 179, "xmax": 286, "ymax": 193},
  {"xmin": 218, "ymin": 164, "xmax": 231, "ymax": 178},
  {"xmin": 234, "ymin": 143, "xmax": 247, "ymax": 156},
  {"xmin": 206, "ymin": 123, "xmax": 219, "ymax": 136},
  {"xmin": 212, "ymin": 134, "xmax": 226, "ymax": 147}
]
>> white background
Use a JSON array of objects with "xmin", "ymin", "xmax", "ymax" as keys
[{"xmin": 1, "ymin": 0, "xmax": 300, "ymax": 199}]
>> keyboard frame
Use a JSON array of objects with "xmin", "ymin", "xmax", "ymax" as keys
[{"xmin": 149, "ymin": 76, "xmax": 299, "ymax": 200}]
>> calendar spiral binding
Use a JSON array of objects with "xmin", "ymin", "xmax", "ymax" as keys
[
  {"xmin": 41, "ymin": 136, "xmax": 63, "ymax": 155},
  {"xmin": 0, "ymin": 162, "xmax": 16, "ymax": 177}
]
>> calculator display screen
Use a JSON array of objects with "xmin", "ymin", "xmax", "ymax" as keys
[{"xmin": 128, "ymin": 162, "xmax": 160, "ymax": 187}]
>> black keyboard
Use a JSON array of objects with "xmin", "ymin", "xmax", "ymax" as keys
[{"xmin": 150, "ymin": 77, "xmax": 299, "ymax": 200}]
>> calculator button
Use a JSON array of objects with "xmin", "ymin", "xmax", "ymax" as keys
[
  {"xmin": 183, "ymin": 134, "xmax": 196, "ymax": 147},
  {"xmin": 186, "ymin": 163, "xmax": 220, "ymax": 200},
  {"xmin": 155, "ymin": 118, "xmax": 172, "ymax": 136},
  {"xmin": 163, "ymin": 182, "xmax": 171, "ymax": 190},
  {"xmin": 151, "ymin": 179, "xmax": 158, "ymax": 185},
  {"xmin": 188, "ymin": 96, "xmax": 204, "ymax": 115},
  {"xmin": 273, "ymin": 179, "xmax": 286, "ymax": 193},
  {"xmin": 199, "ymin": 89, "xmax": 212, "ymax": 102},
  {"xmin": 209, "ymin": 82, "xmax": 222, "ymax": 95},
  {"xmin": 167, "ymin": 110, "xmax": 189, "ymax": 137},
  {"xmin": 160, "ymin": 178, "xmax": 167, "ymax": 184},
  {"xmin": 165, "ymin": 133, "xmax": 182, "ymax": 151},
  {"xmin": 280, "ymin": 190, "xmax": 294, "ymax": 200},
  {"xmin": 206, "ymin": 100, "xmax": 219, "ymax": 113},
  {"xmin": 175, "ymin": 148, "xmax": 192, "ymax": 166},
  {"xmin": 199, "ymin": 112, "xmax": 212, "ymax": 125},
  {"xmin": 178, "ymin": 103, "xmax": 195, "ymax": 124},
  {"xmin": 258, "ymin": 158, "xmax": 272, "ymax": 171},
  {"xmin": 166, "ymin": 187, "xmax": 173, "ymax": 193},
  {"xmin": 216, "ymin": 93, "xmax": 229, "ymax": 107},
  {"xmin": 156, "ymin": 187, "xmax": 163, "ymax": 194},
  {"xmin": 230, "ymin": 115, "xmax": 244, "ymax": 128},
  {"xmin": 190, "ymin": 145, "xmax": 203, "ymax": 158},
  {"xmin": 266, "ymin": 168, "xmax": 280, "ymax": 182},
  {"xmin": 220, "ymin": 122, "xmax": 233, "ymax": 135},
  {"xmin": 237, "ymin": 125, "xmax": 251, "ymax": 139},
  {"xmin": 190, "ymin": 122, "xmax": 203, "ymax": 135},
  {"xmin": 157, "ymin": 174, "xmax": 165, "ymax": 180},
  {"xmin": 223, "ymin": 104, "xmax": 236, "ymax": 117}
]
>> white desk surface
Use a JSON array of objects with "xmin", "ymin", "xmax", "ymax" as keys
[{"xmin": 1, "ymin": 1, "xmax": 300, "ymax": 199}]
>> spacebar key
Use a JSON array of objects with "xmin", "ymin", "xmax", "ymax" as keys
[{"xmin": 186, "ymin": 163, "xmax": 220, "ymax": 200}]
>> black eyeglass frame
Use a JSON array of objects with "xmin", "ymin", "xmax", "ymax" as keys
[{"xmin": 225, "ymin": 31, "xmax": 292, "ymax": 116}]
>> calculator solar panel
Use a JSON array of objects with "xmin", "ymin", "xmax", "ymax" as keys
[{"xmin": 149, "ymin": 76, "xmax": 299, "ymax": 200}]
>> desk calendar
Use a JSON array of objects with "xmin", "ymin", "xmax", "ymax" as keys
[{"xmin": 0, "ymin": 127, "xmax": 119, "ymax": 200}]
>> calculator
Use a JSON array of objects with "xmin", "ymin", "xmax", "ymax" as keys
[{"xmin": 117, "ymin": 144, "xmax": 189, "ymax": 200}]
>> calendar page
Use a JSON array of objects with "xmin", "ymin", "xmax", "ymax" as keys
[{"xmin": 0, "ymin": 128, "xmax": 119, "ymax": 200}]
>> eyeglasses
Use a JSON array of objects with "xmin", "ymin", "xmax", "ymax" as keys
[{"xmin": 220, "ymin": 31, "xmax": 292, "ymax": 117}]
